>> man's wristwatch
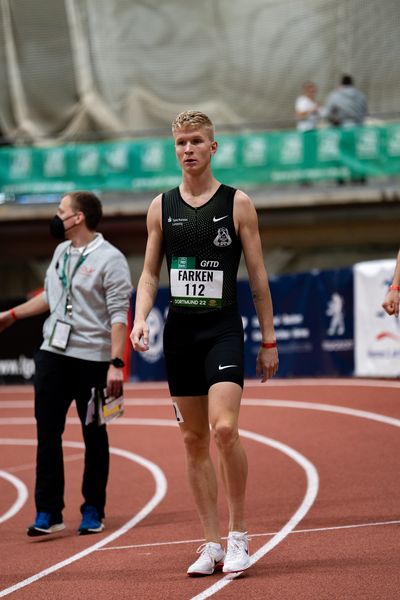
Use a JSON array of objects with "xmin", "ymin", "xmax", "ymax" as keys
[{"xmin": 110, "ymin": 357, "xmax": 125, "ymax": 368}]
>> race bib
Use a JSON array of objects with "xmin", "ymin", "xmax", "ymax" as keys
[{"xmin": 170, "ymin": 256, "xmax": 223, "ymax": 309}]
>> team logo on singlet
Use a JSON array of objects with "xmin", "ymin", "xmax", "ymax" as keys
[{"xmin": 213, "ymin": 227, "xmax": 232, "ymax": 247}]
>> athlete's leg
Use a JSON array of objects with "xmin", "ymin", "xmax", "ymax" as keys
[
  {"xmin": 208, "ymin": 382, "xmax": 247, "ymax": 532},
  {"xmin": 174, "ymin": 395, "xmax": 222, "ymax": 544}
]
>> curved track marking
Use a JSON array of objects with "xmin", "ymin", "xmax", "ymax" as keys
[
  {"xmin": 190, "ymin": 399, "xmax": 400, "ymax": 600},
  {"xmin": 0, "ymin": 424, "xmax": 318, "ymax": 599},
  {"xmin": 1, "ymin": 398, "xmax": 400, "ymax": 428},
  {"xmin": 0, "ymin": 470, "xmax": 28, "ymax": 524},
  {"xmin": 0, "ymin": 439, "xmax": 167, "ymax": 599},
  {"xmin": 119, "ymin": 378, "xmax": 400, "ymax": 390},
  {"xmin": 241, "ymin": 399, "xmax": 400, "ymax": 428},
  {"xmin": 1, "ymin": 388, "xmax": 399, "ymax": 599},
  {"xmin": 99, "ymin": 518, "xmax": 400, "ymax": 553},
  {"xmin": 190, "ymin": 429, "xmax": 319, "ymax": 600}
]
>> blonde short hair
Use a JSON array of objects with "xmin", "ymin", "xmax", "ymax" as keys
[{"xmin": 172, "ymin": 111, "xmax": 215, "ymax": 140}]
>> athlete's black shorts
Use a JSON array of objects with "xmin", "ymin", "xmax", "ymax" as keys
[{"xmin": 163, "ymin": 305, "xmax": 244, "ymax": 397}]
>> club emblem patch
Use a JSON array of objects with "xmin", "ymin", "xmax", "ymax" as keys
[{"xmin": 213, "ymin": 227, "xmax": 232, "ymax": 247}]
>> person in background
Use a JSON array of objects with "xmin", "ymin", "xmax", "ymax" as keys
[
  {"xmin": 382, "ymin": 249, "xmax": 400, "ymax": 317},
  {"xmin": 323, "ymin": 74, "xmax": 369, "ymax": 184},
  {"xmin": 323, "ymin": 74, "xmax": 368, "ymax": 127},
  {"xmin": 0, "ymin": 191, "xmax": 132, "ymax": 537},
  {"xmin": 131, "ymin": 110, "xmax": 279, "ymax": 577},
  {"xmin": 295, "ymin": 81, "xmax": 321, "ymax": 132}
]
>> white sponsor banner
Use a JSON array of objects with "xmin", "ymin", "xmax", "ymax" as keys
[{"xmin": 354, "ymin": 259, "xmax": 400, "ymax": 376}]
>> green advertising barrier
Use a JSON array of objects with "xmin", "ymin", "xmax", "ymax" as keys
[{"xmin": 1, "ymin": 124, "xmax": 400, "ymax": 195}]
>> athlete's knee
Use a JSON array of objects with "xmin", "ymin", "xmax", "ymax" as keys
[
  {"xmin": 181, "ymin": 428, "xmax": 210, "ymax": 458},
  {"xmin": 212, "ymin": 421, "xmax": 239, "ymax": 451}
]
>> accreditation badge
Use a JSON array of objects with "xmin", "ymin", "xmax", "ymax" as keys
[{"xmin": 49, "ymin": 320, "xmax": 72, "ymax": 350}]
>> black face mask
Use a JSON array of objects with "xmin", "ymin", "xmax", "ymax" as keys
[
  {"xmin": 49, "ymin": 215, "xmax": 66, "ymax": 240},
  {"xmin": 49, "ymin": 213, "xmax": 77, "ymax": 240}
]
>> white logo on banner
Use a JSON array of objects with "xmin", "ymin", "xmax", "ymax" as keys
[
  {"xmin": 44, "ymin": 149, "xmax": 66, "ymax": 177},
  {"xmin": 321, "ymin": 292, "xmax": 353, "ymax": 353},
  {"xmin": 141, "ymin": 143, "xmax": 164, "ymax": 171},
  {"xmin": 326, "ymin": 293, "xmax": 345, "ymax": 336},
  {"xmin": 354, "ymin": 259, "xmax": 400, "ymax": 377},
  {"xmin": 106, "ymin": 146, "xmax": 128, "ymax": 170}
]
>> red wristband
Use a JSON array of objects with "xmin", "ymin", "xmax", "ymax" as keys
[
  {"xmin": 10, "ymin": 308, "xmax": 18, "ymax": 321},
  {"xmin": 389, "ymin": 285, "xmax": 400, "ymax": 291},
  {"xmin": 261, "ymin": 341, "xmax": 277, "ymax": 349}
]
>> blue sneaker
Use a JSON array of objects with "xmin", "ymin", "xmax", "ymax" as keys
[
  {"xmin": 27, "ymin": 512, "xmax": 65, "ymax": 537},
  {"xmin": 78, "ymin": 506, "xmax": 104, "ymax": 535}
]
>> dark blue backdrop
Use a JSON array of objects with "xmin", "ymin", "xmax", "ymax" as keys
[{"xmin": 130, "ymin": 267, "xmax": 354, "ymax": 381}]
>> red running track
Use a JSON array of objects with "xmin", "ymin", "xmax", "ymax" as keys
[{"xmin": 0, "ymin": 379, "xmax": 399, "ymax": 599}]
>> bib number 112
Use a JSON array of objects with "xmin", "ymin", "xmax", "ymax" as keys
[{"xmin": 185, "ymin": 283, "xmax": 205, "ymax": 297}]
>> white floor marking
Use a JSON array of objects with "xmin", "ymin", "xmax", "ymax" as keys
[
  {"xmin": 98, "ymin": 518, "xmax": 400, "ymax": 552},
  {"xmin": 189, "ymin": 399, "xmax": 400, "ymax": 600},
  {"xmin": 190, "ymin": 429, "xmax": 319, "ymax": 600},
  {"xmin": 5, "ymin": 453, "xmax": 84, "ymax": 474},
  {"xmin": 0, "ymin": 386, "xmax": 399, "ymax": 598},
  {"xmin": 0, "ymin": 470, "xmax": 28, "ymax": 524},
  {"xmin": 0, "ymin": 425, "xmax": 316, "ymax": 599},
  {"xmin": 0, "ymin": 439, "xmax": 167, "ymax": 598},
  {"xmin": 0, "ymin": 401, "xmax": 33, "ymax": 408},
  {"xmin": 120, "ymin": 378, "xmax": 400, "ymax": 390},
  {"xmin": 2, "ymin": 397, "xmax": 400, "ymax": 429},
  {"xmin": 242, "ymin": 399, "xmax": 400, "ymax": 428},
  {"xmin": 0, "ymin": 417, "xmax": 178, "ymax": 426},
  {"xmin": 1, "ymin": 377, "xmax": 399, "ymax": 402}
]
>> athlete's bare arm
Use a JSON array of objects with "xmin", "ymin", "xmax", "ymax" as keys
[
  {"xmin": 234, "ymin": 190, "xmax": 279, "ymax": 381},
  {"xmin": 130, "ymin": 195, "xmax": 164, "ymax": 351},
  {"xmin": 382, "ymin": 248, "xmax": 400, "ymax": 317}
]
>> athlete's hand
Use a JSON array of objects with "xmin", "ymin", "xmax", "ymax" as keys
[
  {"xmin": 130, "ymin": 319, "xmax": 150, "ymax": 352},
  {"xmin": 382, "ymin": 289, "xmax": 400, "ymax": 317},
  {"xmin": 256, "ymin": 346, "xmax": 279, "ymax": 382}
]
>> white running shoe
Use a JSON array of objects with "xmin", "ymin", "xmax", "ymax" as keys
[
  {"xmin": 187, "ymin": 542, "xmax": 225, "ymax": 576},
  {"xmin": 222, "ymin": 531, "xmax": 250, "ymax": 573}
]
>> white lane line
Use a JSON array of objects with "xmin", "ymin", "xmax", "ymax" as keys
[
  {"xmin": 242, "ymin": 378, "xmax": 400, "ymax": 389},
  {"xmin": 190, "ymin": 399, "xmax": 400, "ymax": 600},
  {"xmin": 0, "ymin": 423, "xmax": 316, "ymax": 599},
  {"xmin": 2, "ymin": 397, "xmax": 400, "ymax": 430},
  {"xmin": 1, "ymin": 395, "xmax": 399, "ymax": 597},
  {"xmin": 242, "ymin": 399, "xmax": 400, "ymax": 428},
  {"xmin": 1, "ymin": 378, "xmax": 399, "ymax": 400},
  {"xmin": 249, "ymin": 519, "xmax": 400, "ymax": 537},
  {"xmin": 0, "ymin": 399, "xmax": 172, "ymax": 409},
  {"xmin": 99, "ymin": 518, "xmax": 400, "ymax": 551},
  {"xmin": 0, "ymin": 417, "xmax": 179, "ymax": 426},
  {"xmin": 0, "ymin": 439, "xmax": 167, "ymax": 599},
  {"xmin": 190, "ymin": 430, "xmax": 319, "ymax": 600},
  {"xmin": 119, "ymin": 379, "xmax": 400, "ymax": 390},
  {"xmin": 0, "ymin": 401, "xmax": 33, "ymax": 408},
  {"xmin": 0, "ymin": 418, "xmax": 38, "ymax": 425},
  {"xmin": 4, "ymin": 453, "xmax": 84, "ymax": 474},
  {"xmin": 0, "ymin": 470, "xmax": 28, "ymax": 524}
]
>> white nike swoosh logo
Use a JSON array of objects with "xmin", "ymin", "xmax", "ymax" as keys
[
  {"xmin": 218, "ymin": 364, "xmax": 238, "ymax": 370},
  {"xmin": 213, "ymin": 215, "xmax": 228, "ymax": 223}
]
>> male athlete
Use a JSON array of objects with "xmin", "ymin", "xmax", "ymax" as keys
[{"xmin": 131, "ymin": 111, "xmax": 278, "ymax": 575}]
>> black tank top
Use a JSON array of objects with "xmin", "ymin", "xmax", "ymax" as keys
[{"xmin": 162, "ymin": 184, "xmax": 242, "ymax": 312}]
